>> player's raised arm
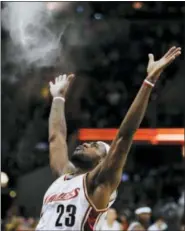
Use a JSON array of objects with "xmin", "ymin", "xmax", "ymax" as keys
[
  {"xmin": 49, "ymin": 74, "xmax": 75, "ymax": 176},
  {"xmin": 87, "ymin": 46, "xmax": 181, "ymax": 209}
]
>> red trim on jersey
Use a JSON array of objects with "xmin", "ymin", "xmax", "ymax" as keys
[
  {"xmin": 83, "ymin": 208, "xmax": 106, "ymax": 231},
  {"xmin": 94, "ymin": 213, "xmax": 103, "ymax": 229},
  {"xmin": 81, "ymin": 206, "xmax": 91, "ymax": 231},
  {"xmin": 84, "ymin": 208, "xmax": 100, "ymax": 231},
  {"xmin": 64, "ymin": 174, "xmax": 74, "ymax": 181}
]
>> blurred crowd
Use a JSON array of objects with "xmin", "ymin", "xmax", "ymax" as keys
[
  {"xmin": 80, "ymin": 19, "xmax": 184, "ymax": 128},
  {"xmin": 2, "ymin": 216, "xmax": 38, "ymax": 231},
  {"xmin": 97, "ymin": 203, "xmax": 185, "ymax": 231}
]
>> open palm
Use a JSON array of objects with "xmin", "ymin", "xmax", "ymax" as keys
[
  {"xmin": 49, "ymin": 74, "xmax": 75, "ymax": 98},
  {"xmin": 147, "ymin": 46, "xmax": 181, "ymax": 81}
]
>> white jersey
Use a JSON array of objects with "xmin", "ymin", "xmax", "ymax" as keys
[
  {"xmin": 36, "ymin": 174, "xmax": 117, "ymax": 231},
  {"xmin": 97, "ymin": 220, "xmax": 121, "ymax": 231},
  {"xmin": 148, "ymin": 222, "xmax": 168, "ymax": 231}
]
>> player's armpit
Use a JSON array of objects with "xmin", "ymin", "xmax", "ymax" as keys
[{"xmin": 84, "ymin": 173, "xmax": 114, "ymax": 212}]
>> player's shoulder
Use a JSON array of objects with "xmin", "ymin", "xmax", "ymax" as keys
[
  {"xmin": 43, "ymin": 173, "xmax": 81, "ymax": 198},
  {"xmin": 53, "ymin": 171, "xmax": 85, "ymax": 185}
]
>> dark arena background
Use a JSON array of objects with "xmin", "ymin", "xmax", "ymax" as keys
[{"xmin": 1, "ymin": 2, "xmax": 185, "ymax": 231}]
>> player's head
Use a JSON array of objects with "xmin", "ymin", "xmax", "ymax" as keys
[
  {"xmin": 135, "ymin": 207, "xmax": 151, "ymax": 226},
  {"xmin": 70, "ymin": 141, "xmax": 110, "ymax": 171},
  {"xmin": 106, "ymin": 208, "xmax": 118, "ymax": 222}
]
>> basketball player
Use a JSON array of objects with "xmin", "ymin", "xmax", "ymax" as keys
[
  {"xmin": 128, "ymin": 206, "xmax": 152, "ymax": 230},
  {"xmin": 36, "ymin": 46, "xmax": 181, "ymax": 230}
]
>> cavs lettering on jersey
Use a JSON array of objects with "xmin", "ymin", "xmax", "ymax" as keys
[{"xmin": 36, "ymin": 174, "xmax": 117, "ymax": 231}]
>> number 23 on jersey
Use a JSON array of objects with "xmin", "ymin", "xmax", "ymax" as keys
[{"xmin": 55, "ymin": 204, "xmax": 77, "ymax": 227}]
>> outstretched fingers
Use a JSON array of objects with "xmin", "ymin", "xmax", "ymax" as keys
[
  {"xmin": 169, "ymin": 47, "xmax": 181, "ymax": 59},
  {"xmin": 49, "ymin": 81, "xmax": 54, "ymax": 88},
  {"xmin": 164, "ymin": 47, "xmax": 181, "ymax": 59},
  {"xmin": 163, "ymin": 46, "xmax": 176, "ymax": 58},
  {"xmin": 67, "ymin": 73, "xmax": 75, "ymax": 82},
  {"xmin": 168, "ymin": 48, "xmax": 181, "ymax": 60},
  {"xmin": 59, "ymin": 75, "xmax": 63, "ymax": 81},
  {"xmin": 55, "ymin": 76, "xmax": 59, "ymax": 83},
  {"xmin": 50, "ymin": 73, "xmax": 75, "ymax": 86},
  {"xmin": 164, "ymin": 49, "xmax": 181, "ymax": 66}
]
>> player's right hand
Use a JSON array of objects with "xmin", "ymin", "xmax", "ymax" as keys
[{"xmin": 49, "ymin": 74, "xmax": 75, "ymax": 98}]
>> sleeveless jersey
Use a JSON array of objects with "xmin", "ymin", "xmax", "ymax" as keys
[{"xmin": 36, "ymin": 174, "xmax": 117, "ymax": 231}]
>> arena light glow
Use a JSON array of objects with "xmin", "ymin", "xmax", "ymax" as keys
[
  {"xmin": 78, "ymin": 128, "xmax": 184, "ymax": 144},
  {"xmin": 10, "ymin": 190, "xmax": 17, "ymax": 198},
  {"xmin": 1, "ymin": 172, "xmax": 9, "ymax": 188},
  {"xmin": 132, "ymin": 2, "xmax": 143, "ymax": 9}
]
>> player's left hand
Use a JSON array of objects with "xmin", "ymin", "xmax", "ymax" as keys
[
  {"xmin": 49, "ymin": 74, "xmax": 75, "ymax": 98},
  {"xmin": 146, "ymin": 46, "xmax": 181, "ymax": 83}
]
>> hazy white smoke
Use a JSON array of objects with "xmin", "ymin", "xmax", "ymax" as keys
[{"xmin": 2, "ymin": 2, "xmax": 65, "ymax": 67}]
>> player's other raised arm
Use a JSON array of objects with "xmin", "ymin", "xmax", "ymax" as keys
[
  {"xmin": 87, "ymin": 46, "xmax": 181, "ymax": 209},
  {"xmin": 49, "ymin": 74, "xmax": 75, "ymax": 176}
]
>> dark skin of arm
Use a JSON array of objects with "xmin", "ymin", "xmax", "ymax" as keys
[
  {"xmin": 49, "ymin": 75, "xmax": 75, "ymax": 176},
  {"xmin": 49, "ymin": 98, "xmax": 68, "ymax": 176},
  {"xmin": 86, "ymin": 46, "xmax": 181, "ymax": 210}
]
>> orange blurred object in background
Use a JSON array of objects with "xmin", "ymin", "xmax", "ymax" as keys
[{"xmin": 132, "ymin": 2, "xmax": 143, "ymax": 9}]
